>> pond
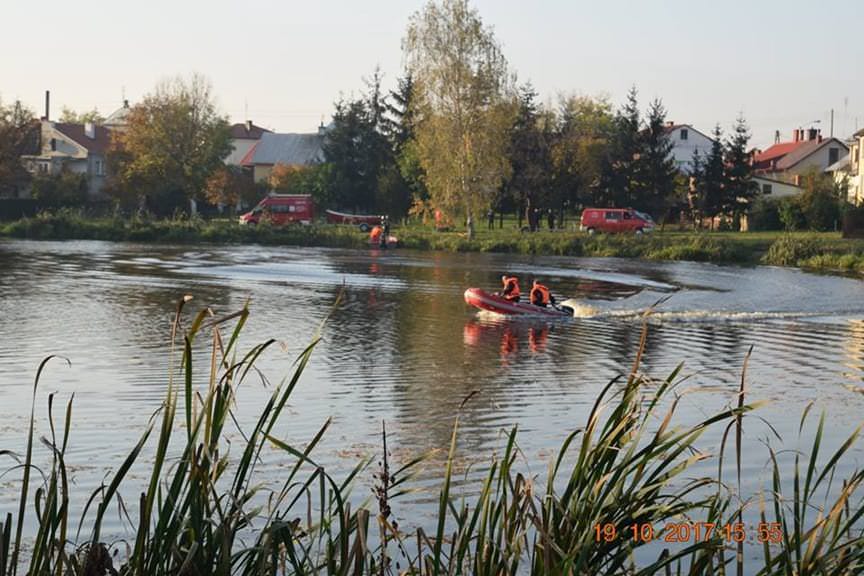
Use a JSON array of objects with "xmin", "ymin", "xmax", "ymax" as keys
[{"xmin": 1, "ymin": 238, "xmax": 863, "ymax": 567}]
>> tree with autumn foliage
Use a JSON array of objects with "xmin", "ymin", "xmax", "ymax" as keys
[
  {"xmin": 404, "ymin": 0, "xmax": 515, "ymax": 238},
  {"xmin": 107, "ymin": 74, "xmax": 232, "ymax": 215},
  {"xmin": 204, "ymin": 165, "xmax": 261, "ymax": 211}
]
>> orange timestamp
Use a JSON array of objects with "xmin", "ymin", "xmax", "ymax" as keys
[{"xmin": 594, "ymin": 522, "xmax": 783, "ymax": 544}]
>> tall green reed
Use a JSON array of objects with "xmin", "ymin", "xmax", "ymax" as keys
[{"xmin": 1, "ymin": 298, "xmax": 863, "ymax": 575}]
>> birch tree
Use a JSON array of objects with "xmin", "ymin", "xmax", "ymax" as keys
[{"xmin": 404, "ymin": 0, "xmax": 514, "ymax": 238}]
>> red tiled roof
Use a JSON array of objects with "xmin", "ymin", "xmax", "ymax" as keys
[
  {"xmin": 753, "ymin": 141, "xmax": 807, "ymax": 165},
  {"xmin": 754, "ymin": 138, "xmax": 848, "ymax": 171},
  {"xmin": 54, "ymin": 123, "xmax": 112, "ymax": 154},
  {"xmin": 230, "ymin": 122, "xmax": 270, "ymax": 140},
  {"xmin": 240, "ymin": 141, "xmax": 259, "ymax": 166}
]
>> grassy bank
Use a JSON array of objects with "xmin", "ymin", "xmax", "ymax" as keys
[
  {"xmin": 3, "ymin": 211, "xmax": 864, "ymax": 273},
  {"xmin": 2, "ymin": 299, "xmax": 863, "ymax": 575}
]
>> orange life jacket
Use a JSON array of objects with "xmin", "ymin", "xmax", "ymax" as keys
[
  {"xmin": 370, "ymin": 226, "xmax": 383, "ymax": 241},
  {"xmin": 502, "ymin": 276, "xmax": 520, "ymax": 301},
  {"xmin": 530, "ymin": 283, "xmax": 551, "ymax": 306}
]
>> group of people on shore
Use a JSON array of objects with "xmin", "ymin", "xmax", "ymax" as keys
[{"xmin": 500, "ymin": 275, "xmax": 556, "ymax": 308}]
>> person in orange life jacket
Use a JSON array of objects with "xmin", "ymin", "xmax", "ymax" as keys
[
  {"xmin": 530, "ymin": 280, "xmax": 554, "ymax": 307},
  {"xmin": 500, "ymin": 275, "xmax": 520, "ymax": 302},
  {"xmin": 370, "ymin": 225, "xmax": 383, "ymax": 243}
]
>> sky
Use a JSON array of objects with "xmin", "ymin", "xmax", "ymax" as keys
[{"xmin": 2, "ymin": 0, "xmax": 863, "ymax": 149}]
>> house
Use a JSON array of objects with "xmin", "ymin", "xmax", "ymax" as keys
[
  {"xmin": 831, "ymin": 129, "xmax": 863, "ymax": 205},
  {"xmin": 225, "ymin": 121, "xmax": 271, "ymax": 166},
  {"xmin": 21, "ymin": 119, "xmax": 112, "ymax": 199},
  {"xmin": 752, "ymin": 128, "xmax": 848, "ymax": 185},
  {"xmin": 663, "ymin": 122, "xmax": 715, "ymax": 174},
  {"xmin": 752, "ymin": 174, "xmax": 803, "ymax": 198},
  {"xmin": 104, "ymin": 100, "xmax": 132, "ymax": 131},
  {"xmin": 240, "ymin": 130, "xmax": 326, "ymax": 183}
]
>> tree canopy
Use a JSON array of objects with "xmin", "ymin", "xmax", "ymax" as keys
[
  {"xmin": 0, "ymin": 99, "xmax": 38, "ymax": 198},
  {"xmin": 405, "ymin": 0, "xmax": 515, "ymax": 238},
  {"xmin": 107, "ymin": 74, "xmax": 231, "ymax": 215}
]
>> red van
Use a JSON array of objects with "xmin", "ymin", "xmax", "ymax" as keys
[
  {"xmin": 239, "ymin": 194, "xmax": 315, "ymax": 226},
  {"xmin": 580, "ymin": 208, "xmax": 655, "ymax": 235}
]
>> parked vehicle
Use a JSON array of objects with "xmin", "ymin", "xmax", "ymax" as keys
[
  {"xmin": 239, "ymin": 194, "xmax": 314, "ymax": 226},
  {"xmin": 579, "ymin": 208, "xmax": 655, "ymax": 235},
  {"xmin": 325, "ymin": 209, "xmax": 382, "ymax": 232}
]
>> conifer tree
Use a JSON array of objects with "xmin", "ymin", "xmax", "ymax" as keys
[
  {"xmin": 601, "ymin": 86, "xmax": 643, "ymax": 208},
  {"xmin": 642, "ymin": 98, "xmax": 678, "ymax": 219},
  {"xmin": 505, "ymin": 83, "xmax": 552, "ymax": 229},
  {"xmin": 724, "ymin": 114, "xmax": 757, "ymax": 219},
  {"xmin": 698, "ymin": 125, "xmax": 726, "ymax": 226}
]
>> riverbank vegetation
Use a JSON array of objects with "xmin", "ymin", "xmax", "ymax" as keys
[
  {"xmin": 4, "ymin": 210, "xmax": 864, "ymax": 274},
  {"xmin": 2, "ymin": 299, "xmax": 863, "ymax": 575}
]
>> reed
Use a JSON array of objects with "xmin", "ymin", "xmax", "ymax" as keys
[{"xmin": 1, "ymin": 299, "xmax": 863, "ymax": 575}]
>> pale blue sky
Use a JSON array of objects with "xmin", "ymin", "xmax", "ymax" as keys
[{"xmin": 2, "ymin": 0, "xmax": 862, "ymax": 148}]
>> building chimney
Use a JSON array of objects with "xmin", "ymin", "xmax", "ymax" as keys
[
  {"xmin": 245, "ymin": 119, "xmax": 252, "ymax": 133},
  {"xmin": 807, "ymin": 128, "xmax": 819, "ymax": 141},
  {"xmin": 793, "ymin": 129, "xmax": 800, "ymax": 143},
  {"xmin": 667, "ymin": 120, "xmax": 675, "ymax": 127},
  {"xmin": 775, "ymin": 130, "xmax": 780, "ymax": 144},
  {"xmin": 85, "ymin": 122, "xmax": 96, "ymax": 139},
  {"xmin": 44, "ymin": 90, "xmax": 50, "ymax": 121},
  {"xmin": 123, "ymin": 99, "xmax": 129, "ymax": 108}
]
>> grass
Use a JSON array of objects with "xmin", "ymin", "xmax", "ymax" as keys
[
  {"xmin": 1, "ymin": 298, "xmax": 863, "ymax": 574},
  {"xmin": 4, "ymin": 210, "xmax": 864, "ymax": 274}
]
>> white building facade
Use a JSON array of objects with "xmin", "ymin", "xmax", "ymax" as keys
[{"xmin": 664, "ymin": 123, "xmax": 714, "ymax": 174}]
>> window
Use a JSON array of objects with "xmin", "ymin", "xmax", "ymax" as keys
[
  {"xmin": 762, "ymin": 183, "xmax": 772, "ymax": 195},
  {"xmin": 38, "ymin": 162, "xmax": 48, "ymax": 174},
  {"xmin": 50, "ymin": 138, "xmax": 57, "ymax": 151},
  {"xmin": 95, "ymin": 159, "xmax": 104, "ymax": 176},
  {"xmin": 288, "ymin": 205, "xmax": 296, "ymax": 212},
  {"xmin": 623, "ymin": 211, "xmax": 632, "ymax": 220},
  {"xmin": 828, "ymin": 147, "xmax": 839, "ymax": 166},
  {"xmin": 680, "ymin": 129, "xmax": 688, "ymax": 141},
  {"xmin": 604, "ymin": 211, "xmax": 621, "ymax": 221}
]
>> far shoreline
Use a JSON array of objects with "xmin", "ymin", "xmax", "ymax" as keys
[{"xmin": 2, "ymin": 212, "xmax": 864, "ymax": 277}]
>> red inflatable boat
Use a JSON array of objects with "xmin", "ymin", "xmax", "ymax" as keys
[{"xmin": 463, "ymin": 288, "xmax": 572, "ymax": 317}]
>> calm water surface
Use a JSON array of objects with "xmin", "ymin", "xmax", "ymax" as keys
[{"xmin": 1, "ymin": 238, "xmax": 864, "ymax": 564}]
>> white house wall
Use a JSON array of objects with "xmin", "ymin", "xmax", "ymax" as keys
[
  {"xmin": 753, "ymin": 176, "xmax": 801, "ymax": 198},
  {"xmin": 789, "ymin": 142, "xmax": 848, "ymax": 176},
  {"xmin": 667, "ymin": 127, "xmax": 714, "ymax": 174}
]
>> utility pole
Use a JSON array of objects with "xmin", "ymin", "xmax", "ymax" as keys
[{"xmin": 830, "ymin": 109, "xmax": 834, "ymax": 137}]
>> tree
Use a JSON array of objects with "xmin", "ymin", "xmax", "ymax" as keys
[
  {"xmin": 696, "ymin": 125, "xmax": 726, "ymax": 226},
  {"xmin": 641, "ymin": 98, "xmax": 678, "ymax": 219},
  {"xmin": 30, "ymin": 171, "xmax": 89, "ymax": 208},
  {"xmin": 204, "ymin": 165, "xmax": 261, "ymax": 211},
  {"xmin": 797, "ymin": 169, "xmax": 842, "ymax": 231},
  {"xmin": 107, "ymin": 74, "xmax": 232, "ymax": 215},
  {"xmin": 386, "ymin": 74, "xmax": 427, "ymax": 218},
  {"xmin": 267, "ymin": 163, "xmax": 331, "ymax": 207},
  {"xmin": 550, "ymin": 95, "xmax": 614, "ymax": 214},
  {"xmin": 600, "ymin": 86, "xmax": 644, "ymax": 209},
  {"xmin": 405, "ymin": 0, "xmax": 515, "ymax": 238},
  {"xmin": 504, "ymin": 83, "xmax": 552, "ymax": 229},
  {"xmin": 324, "ymin": 97, "xmax": 382, "ymax": 213},
  {"xmin": 724, "ymin": 114, "xmax": 757, "ymax": 219},
  {"xmin": 0, "ymin": 99, "xmax": 38, "ymax": 198},
  {"xmin": 59, "ymin": 107, "xmax": 105, "ymax": 125}
]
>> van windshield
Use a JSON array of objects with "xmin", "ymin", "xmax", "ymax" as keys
[{"xmin": 634, "ymin": 210, "xmax": 654, "ymax": 223}]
